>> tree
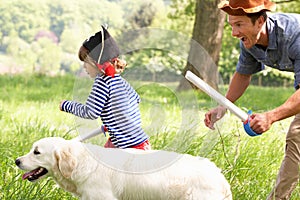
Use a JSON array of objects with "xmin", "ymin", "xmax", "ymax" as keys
[
  {"xmin": 177, "ymin": 0, "xmax": 226, "ymax": 91},
  {"xmin": 0, "ymin": 1, "xmax": 49, "ymax": 44},
  {"xmin": 33, "ymin": 38, "xmax": 62, "ymax": 75},
  {"xmin": 275, "ymin": 0, "xmax": 300, "ymax": 13}
]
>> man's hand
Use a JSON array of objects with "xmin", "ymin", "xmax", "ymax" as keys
[
  {"xmin": 204, "ymin": 105, "xmax": 227, "ymax": 130},
  {"xmin": 249, "ymin": 112, "xmax": 273, "ymax": 133}
]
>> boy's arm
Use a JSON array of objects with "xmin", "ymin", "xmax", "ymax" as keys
[{"xmin": 60, "ymin": 78, "xmax": 108, "ymax": 119}]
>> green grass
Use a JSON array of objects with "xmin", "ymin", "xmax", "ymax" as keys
[{"xmin": 1, "ymin": 74, "xmax": 299, "ymax": 199}]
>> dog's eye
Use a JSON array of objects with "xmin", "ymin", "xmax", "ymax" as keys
[{"xmin": 33, "ymin": 149, "xmax": 40, "ymax": 155}]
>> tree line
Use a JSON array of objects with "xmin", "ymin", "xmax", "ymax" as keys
[{"xmin": 0, "ymin": 0, "xmax": 299, "ymax": 87}]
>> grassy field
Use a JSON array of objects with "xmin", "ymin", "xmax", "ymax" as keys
[{"xmin": 1, "ymin": 74, "xmax": 299, "ymax": 199}]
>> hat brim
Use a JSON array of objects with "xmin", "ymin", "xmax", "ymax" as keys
[{"xmin": 218, "ymin": 1, "xmax": 276, "ymax": 16}]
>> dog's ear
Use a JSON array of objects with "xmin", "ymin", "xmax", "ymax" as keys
[{"xmin": 54, "ymin": 147, "xmax": 77, "ymax": 179}]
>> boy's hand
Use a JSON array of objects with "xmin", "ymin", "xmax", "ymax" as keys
[{"xmin": 59, "ymin": 100, "xmax": 66, "ymax": 111}]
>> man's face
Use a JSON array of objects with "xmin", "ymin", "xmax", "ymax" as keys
[{"xmin": 228, "ymin": 15, "xmax": 263, "ymax": 49}]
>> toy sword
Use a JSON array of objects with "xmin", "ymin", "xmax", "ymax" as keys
[{"xmin": 185, "ymin": 70, "xmax": 260, "ymax": 136}]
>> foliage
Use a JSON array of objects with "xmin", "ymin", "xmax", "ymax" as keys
[
  {"xmin": 276, "ymin": 0, "xmax": 300, "ymax": 13},
  {"xmin": 167, "ymin": 0, "xmax": 195, "ymax": 34},
  {"xmin": 0, "ymin": 1, "xmax": 49, "ymax": 43},
  {"xmin": 0, "ymin": 0, "xmax": 300, "ymax": 85},
  {"xmin": 0, "ymin": 0, "xmax": 169, "ymax": 75}
]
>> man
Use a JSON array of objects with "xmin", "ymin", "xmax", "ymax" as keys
[{"xmin": 204, "ymin": 0, "xmax": 300, "ymax": 199}]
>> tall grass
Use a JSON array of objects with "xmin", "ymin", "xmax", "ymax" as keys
[{"xmin": 1, "ymin": 74, "xmax": 299, "ymax": 199}]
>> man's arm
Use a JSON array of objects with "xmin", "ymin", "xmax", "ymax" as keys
[
  {"xmin": 251, "ymin": 88, "xmax": 300, "ymax": 133},
  {"xmin": 226, "ymin": 72, "xmax": 252, "ymax": 102},
  {"xmin": 269, "ymin": 88, "xmax": 300, "ymax": 121}
]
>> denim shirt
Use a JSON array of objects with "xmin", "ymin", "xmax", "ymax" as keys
[{"xmin": 236, "ymin": 13, "xmax": 300, "ymax": 88}]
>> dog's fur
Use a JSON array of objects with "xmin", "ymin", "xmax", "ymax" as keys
[{"xmin": 16, "ymin": 137, "xmax": 232, "ymax": 200}]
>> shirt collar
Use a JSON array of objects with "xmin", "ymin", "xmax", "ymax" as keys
[{"xmin": 266, "ymin": 17, "xmax": 277, "ymax": 50}]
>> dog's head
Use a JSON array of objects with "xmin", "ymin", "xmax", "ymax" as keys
[{"xmin": 15, "ymin": 137, "xmax": 78, "ymax": 182}]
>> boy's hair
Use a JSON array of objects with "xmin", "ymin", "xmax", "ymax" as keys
[
  {"xmin": 246, "ymin": 11, "xmax": 268, "ymax": 25},
  {"xmin": 78, "ymin": 45, "xmax": 126, "ymax": 74},
  {"xmin": 78, "ymin": 45, "xmax": 89, "ymax": 62},
  {"xmin": 112, "ymin": 57, "xmax": 127, "ymax": 74}
]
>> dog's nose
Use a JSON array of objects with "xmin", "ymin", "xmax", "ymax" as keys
[{"xmin": 15, "ymin": 158, "xmax": 21, "ymax": 166}]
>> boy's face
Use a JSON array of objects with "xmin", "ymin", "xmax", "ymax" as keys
[
  {"xmin": 228, "ymin": 15, "xmax": 263, "ymax": 49},
  {"xmin": 83, "ymin": 62, "xmax": 99, "ymax": 78}
]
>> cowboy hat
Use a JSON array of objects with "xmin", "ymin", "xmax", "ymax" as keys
[{"xmin": 218, "ymin": 0, "xmax": 276, "ymax": 16}]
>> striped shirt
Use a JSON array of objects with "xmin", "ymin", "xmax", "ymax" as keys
[{"xmin": 61, "ymin": 74, "xmax": 149, "ymax": 148}]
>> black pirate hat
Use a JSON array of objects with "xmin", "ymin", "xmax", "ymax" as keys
[{"xmin": 82, "ymin": 26, "xmax": 120, "ymax": 64}]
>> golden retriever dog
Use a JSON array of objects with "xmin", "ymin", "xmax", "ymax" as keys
[{"xmin": 15, "ymin": 137, "xmax": 232, "ymax": 200}]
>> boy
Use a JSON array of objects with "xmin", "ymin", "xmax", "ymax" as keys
[{"xmin": 60, "ymin": 26, "xmax": 151, "ymax": 150}]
